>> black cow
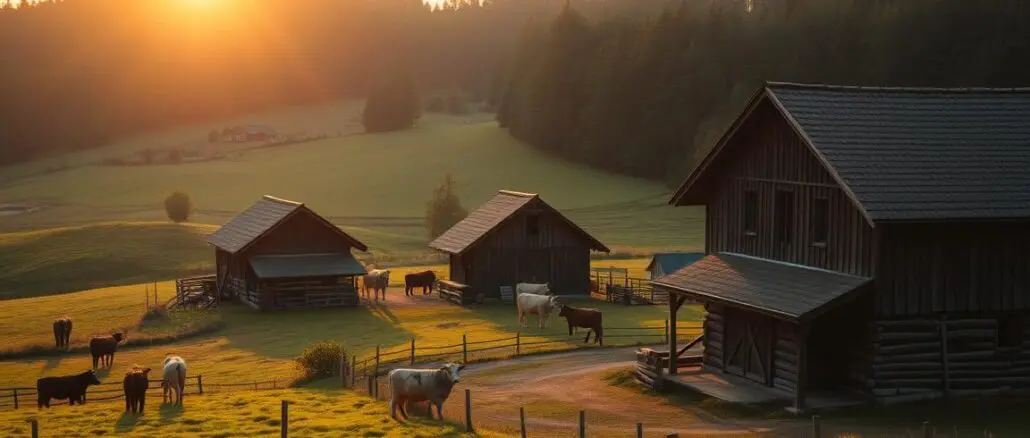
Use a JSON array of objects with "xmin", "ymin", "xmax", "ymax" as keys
[
  {"xmin": 123, "ymin": 366, "xmax": 151, "ymax": 414},
  {"xmin": 53, "ymin": 317, "xmax": 72, "ymax": 349},
  {"xmin": 36, "ymin": 370, "xmax": 101, "ymax": 408},
  {"xmin": 404, "ymin": 270, "xmax": 436, "ymax": 296}
]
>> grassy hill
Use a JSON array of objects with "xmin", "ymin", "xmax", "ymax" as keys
[{"xmin": 0, "ymin": 100, "xmax": 702, "ymax": 298}]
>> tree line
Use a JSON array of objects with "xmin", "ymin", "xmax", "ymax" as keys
[
  {"xmin": 496, "ymin": 0, "xmax": 1030, "ymax": 187},
  {"xmin": 0, "ymin": 0, "xmax": 670, "ymax": 166}
]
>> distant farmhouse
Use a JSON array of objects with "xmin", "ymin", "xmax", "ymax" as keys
[{"xmin": 649, "ymin": 82, "xmax": 1030, "ymax": 411}]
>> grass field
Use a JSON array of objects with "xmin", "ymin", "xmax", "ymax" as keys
[
  {"xmin": 0, "ymin": 99, "xmax": 702, "ymax": 298},
  {"xmin": 0, "ymin": 383, "xmax": 502, "ymax": 437}
]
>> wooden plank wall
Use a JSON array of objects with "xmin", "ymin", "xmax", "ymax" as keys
[
  {"xmin": 702, "ymin": 304, "xmax": 725, "ymax": 371},
  {"xmin": 876, "ymin": 223, "xmax": 1030, "ymax": 317},
  {"xmin": 246, "ymin": 210, "xmax": 356, "ymax": 256},
  {"xmin": 705, "ymin": 101, "xmax": 874, "ymax": 278},
  {"xmin": 773, "ymin": 321, "xmax": 799, "ymax": 395}
]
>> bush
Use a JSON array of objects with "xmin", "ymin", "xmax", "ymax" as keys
[
  {"xmin": 164, "ymin": 190, "xmax": 193, "ymax": 223},
  {"xmin": 295, "ymin": 340, "xmax": 347, "ymax": 380},
  {"xmin": 139, "ymin": 305, "xmax": 171, "ymax": 326}
]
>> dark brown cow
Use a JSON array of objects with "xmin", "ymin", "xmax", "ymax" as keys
[
  {"xmin": 90, "ymin": 332, "xmax": 125, "ymax": 368},
  {"xmin": 558, "ymin": 305, "xmax": 603, "ymax": 346},
  {"xmin": 404, "ymin": 270, "xmax": 436, "ymax": 296},
  {"xmin": 53, "ymin": 317, "xmax": 72, "ymax": 349},
  {"xmin": 36, "ymin": 370, "xmax": 101, "ymax": 408},
  {"xmin": 123, "ymin": 366, "xmax": 151, "ymax": 414}
]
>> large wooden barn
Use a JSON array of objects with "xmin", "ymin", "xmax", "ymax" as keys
[
  {"xmin": 652, "ymin": 82, "xmax": 1030, "ymax": 411},
  {"xmin": 207, "ymin": 195, "xmax": 369, "ymax": 310},
  {"xmin": 429, "ymin": 190, "xmax": 610, "ymax": 299}
]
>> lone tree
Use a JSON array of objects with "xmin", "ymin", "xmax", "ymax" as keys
[
  {"xmin": 164, "ymin": 190, "xmax": 193, "ymax": 223},
  {"xmin": 425, "ymin": 174, "xmax": 468, "ymax": 239},
  {"xmin": 362, "ymin": 68, "xmax": 422, "ymax": 133}
]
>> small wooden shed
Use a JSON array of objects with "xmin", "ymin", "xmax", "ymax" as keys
[
  {"xmin": 429, "ymin": 190, "xmax": 610, "ymax": 299},
  {"xmin": 207, "ymin": 195, "xmax": 369, "ymax": 310}
]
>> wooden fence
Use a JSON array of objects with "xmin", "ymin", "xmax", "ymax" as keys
[{"xmin": 591, "ymin": 269, "xmax": 668, "ymax": 305}]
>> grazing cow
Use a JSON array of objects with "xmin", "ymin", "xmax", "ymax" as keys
[
  {"xmin": 558, "ymin": 305, "xmax": 604, "ymax": 346},
  {"xmin": 404, "ymin": 270, "xmax": 436, "ymax": 296},
  {"xmin": 89, "ymin": 332, "xmax": 125, "ymax": 368},
  {"xmin": 363, "ymin": 269, "xmax": 390, "ymax": 302},
  {"xmin": 53, "ymin": 317, "xmax": 72, "ymax": 349},
  {"xmin": 516, "ymin": 293, "xmax": 560, "ymax": 329},
  {"xmin": 162, "ymin": 355, "xmax": 188, "ymax": 406},
  {"xmin": 36, "ymin": 370, "xmax": 101, "ymax": 408},
  {"xmin": 388, "ymin": 362, "xmax": 465, "ymax": 421},
  {"xmin": 516, "ymin": 282, "xmax": 551, "ymax": 296},
  {"xmin": 123, "ymin": 366, "xmax": 151, "ymax": 414}
]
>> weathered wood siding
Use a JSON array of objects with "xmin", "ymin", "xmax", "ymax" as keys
[
  {"xmin": 457, "ymin": 199, "xmax": 594, "ymax": 296},
  {"xmin": 705, "ymin": 101, "xmax": 874, "ymax": 277},
  {"xmin": 244, "ymin": 210, "xmax": 355, "ymax": 256},
  {"xmin": 876, "ymin": 222, "xmax": 1030, "ymax": 317},
  {"xmin": 702, "ymin": 303, "xmax": 725, "ymax": 372}
]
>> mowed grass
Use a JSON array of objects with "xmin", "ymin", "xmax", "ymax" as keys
[
  {"xmin": 0, "ymin": 385, "xmax": 506, "ymax": 437},
  {"xmin": 0, "ymin": 276, "xmax": 702, "ymax": 389}
]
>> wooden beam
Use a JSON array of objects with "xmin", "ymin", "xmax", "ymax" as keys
[
  {"xmin": 794, "ymin": 325, "xmax": 809, "ymax": 413},
  {"xmin": 669, "ymin": 293, "xmax": 679, "ymax": 375}
]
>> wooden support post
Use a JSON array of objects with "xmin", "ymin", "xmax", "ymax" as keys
[
  {"xmin": 940, "ymin": 315, "xmax": 950, "ymax": 398},
  {"xmin": 410, "ymin": 338, "xmax": 416, "ymax": 365},
  {"xmin": 794, "ymin": 326, "xmax": 809, "ymax": 414},
  {"xmin": 811, "ymin": 415, "xmax": 821, "ymax": 438},
  {"xmin": 923, "ymin": 421, "xmax": 932, "ymax": 438},
  {"xmin": 13, "ymin": 389, "xmax": 18, "ymax": 409},
  {"xmin": 198, "ymin": 375, "xmax": 204, "ymax": 395},
  {"xmin": 579, "ymin": 410, "xmax": 586, "ymax": 438},
  {"xmin": 375, "ymin": 345, "xmax": 380, "ymax": 374},
  {"xmin": 462, "ymin": 334, "xmax": 468, "ymax": 364},
  {"xmin": 636, "ymin": 422, "xmax": 643, "ymax": 438},
  {"xmin": 281, "ymin": 400, "xmax": 288, "ymax": 438},
  {"xmin": 28, "ymin": 419, "xmax": 38, "ymax": 438},
  {"xmin": 664, "ymin": 319, "xmax": 669, "ymax": 345},
  {"xmin": 516, "ymin": 332, "xmax": 521, "ymax": 356},
  {"xmin": 351, "ymin": 355, "xmax": 357, "ymax": 387},
  {"xmin": 669, "ymin": 297, "xmax": 681, "ymax": 375},
  {"xmin": 519, "ymin": 406, "xmax": 527, "ymax": 438},
  {"xmin": 464, "ymin": 389, "xmax": 473, "ymax": 433}
]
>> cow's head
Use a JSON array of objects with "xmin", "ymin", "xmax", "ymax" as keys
[
  {"xmin": 541, "ymin": 283, "xmax": 551, "ymax": 295},
  {"xmin": 558, "ymin": 304, "xmax": 569, "ymax": 318},
  {"xmin": 80, "ymin": 370, "xmax": 101, "ymax": 385},
  {"xmin": 112, "ymin": 332, "xmax": 125, "ymax": 343},
  {"xmin": 547, "ymin": 295, "xmax": 560, "ymax": 311},
  {"xmin": 441, "ymin": 362, "xmax": 466, "ymax": 384}
]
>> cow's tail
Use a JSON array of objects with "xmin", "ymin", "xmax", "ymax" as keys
[{"xmin": 176, "ymin": 363, "xmax": 184, "ymax": 391}]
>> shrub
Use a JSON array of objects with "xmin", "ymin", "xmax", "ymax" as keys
[
  {"xmin": 139, "ymin": 305, "xmax": 171, "ymax": 326},
  {"xmin": 295, "ymin": 340, "xmax": 347, "ymax": 380},
  {"xmin": 164, "ymin": 190, "xmax": 193, "ymax": 223}
]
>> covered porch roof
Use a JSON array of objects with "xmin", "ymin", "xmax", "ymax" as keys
[
  {"xmin": 651, "ymin": 253, "xmax": 871, "ymax": 324},
  {"xmin": 249, "ymin": 253, "xmax": 368, "ymax": 279}
]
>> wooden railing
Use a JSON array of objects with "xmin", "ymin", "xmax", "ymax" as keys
[
  {"xmin": 271, "ymin": 283, "xmax": 359, "ymax": 309},
  {"xmin": 592, "ymin": 274, "xmax": 668, "ymax": 305},
  {"xmin": 173, "ymin": 274, "xmax": 218, "ymax": 309},
  {"xmin": 437, "ymin": 279, "xmax": 476, "ymax": 306}
]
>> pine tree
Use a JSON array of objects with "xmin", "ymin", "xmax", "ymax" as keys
[{"xmin": 425, "ymin": 174, "xmax": 468, "ymax": 240}]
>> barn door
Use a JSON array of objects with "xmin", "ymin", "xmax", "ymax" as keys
[
  {"xmin": 723, "ymin": 308, "xmax": 774, "ymax": 386},
  {"xmin": 517, "ymin": 249, "xmax": 552, "ymax": 285}
]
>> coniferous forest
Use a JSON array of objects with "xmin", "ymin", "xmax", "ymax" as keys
[{"xmin": 3, "ymin": 0, "xmax": 1030, "ymax": 187}]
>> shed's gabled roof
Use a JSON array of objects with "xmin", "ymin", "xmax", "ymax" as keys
[
  {"xmin": 652, "ymin": 253, "xmax": 872, "ymax": 323},
  {"xmin": 671, "ymin": 82, "xmax": 1030, "ymax": 222},
  {"xmin": 646, "ymin": 252, "xmax": 705, "ymax": 275},
  {"xmin": 207, "ymin": 195, "xmax": 367, "ymax": 254},
  {"xmin": 429, "ymin": 190, "xmax": 610, "ymax": 254}
]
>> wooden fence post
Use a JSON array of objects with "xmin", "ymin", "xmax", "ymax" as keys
[
  {"xmin": 812, "ymin": 415, "xmax": 821, "ymax": 438},
  {"xmin": 664, "ymin": 319, "xmax": 669, "ymax": 344},
  {"xmin": 636, "ymin": 422, "xmax": 643, "ymax": 438},
  {"xmin": 464, "ymin": 389, "xmax": 473, "ymax": 433},
  {"xmin": 579, "ymin": 410, "xmax": 586, "ymax": 438},
  {"xmin": 351, "ymin": 355, "xmax": 357, "ymax": 387},
  {"xmin": 281, "ymin": 400, "xmax": 288, "ymax": 438},
  {"xmin": 367, "ymin": 374, "xmax": 373, "ymax": 395},
  {"xmin": 515, "ymin": 332, "xmax": 521, "ymax": 356},
  {"xmin": 197, "ymin": 375, "xmax": 204, "ymax": 395},
  {"xmin": 519, "ymin": 406, "xmax": 527, "ymax": 438},
  {"xmin": 28, "ymin": 418, "xmax": 38, "ymax": 438},
  {"xmin": 375, "ymin": 345, "xmax": 380, "ymax": 373},
  {"xmin": 462, "ymin": 334, "xmax": 468, "ymax": 363},
  {"xmin": 13, "ymin": 389, "xmax": 18, "ymax": 409},
  {"xmin": 410, "ymin": 338, "xmax": 415, "ymax": 365},
  {"xmin": 923, "ymin": 421, "xmax": 933, "ymax": 438}
]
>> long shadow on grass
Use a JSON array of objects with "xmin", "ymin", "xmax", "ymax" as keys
[
  {"xmin": 115, "ymin": 412, "xmax": 142, "ymax": 432},
  {"xmin": 159, "ymin": 403, "xmax": 185, "ymax": 422},
  {"xmin": 218, "ymin": 303, "xmax": 412, "ymax": 360}
]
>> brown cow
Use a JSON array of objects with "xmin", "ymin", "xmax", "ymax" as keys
[
  {"xmin": 404, "ymin": 270, "xmax": 436, "ymax": 296},
  {"xmin": 90, "ymin": 332, "xmax": 125, "ymax": 368},
  {"xmin": 123, "ymin": 366, "xmax": 151, "ymax": 414},
  {"xmin": 53, "ymin": 317, "xmax": 72, "ymax": 349},
  {"xmin": 558, "ymin": 305, "xmax": 603, "ymax": 346}
]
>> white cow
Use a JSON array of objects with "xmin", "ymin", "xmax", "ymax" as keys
[
  {"xmin": 161, "ymin": 355, "xmax": 187, "ymax": 406},
  {"xmin": 388, "ymin": 362, "xmax": 465, "ymax": 421},
  {"xmin": 516, "ymin": 292, "xmax": 560, "ymax": 329},
  {"xmin": 516, "ymin": 282, "xmax": 551, "ymax": 296}
]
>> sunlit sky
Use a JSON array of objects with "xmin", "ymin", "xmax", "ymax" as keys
[{"xmin": 8, "ymin": 0, "xmax": 456, "ymax": 8}]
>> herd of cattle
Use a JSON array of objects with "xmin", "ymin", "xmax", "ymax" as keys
[
  {"xmin": 36, "ymin": 317, "xmax": 189, "ymax": 413},
  {"xmin": 31, "ymin": 271, "xmax": 607, "ymax": 424}
]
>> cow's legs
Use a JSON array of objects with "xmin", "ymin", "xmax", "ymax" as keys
[
  {"xmin": 435, "ymin": 400, "xmax": 444, "ymax": 420},
  {"xmin": 583, "ymin": 330, "xmax": 592, "ymax": 344},
  {"xmin": 389, "ymin": 398, "xmax": 398, "ymax": 419}
]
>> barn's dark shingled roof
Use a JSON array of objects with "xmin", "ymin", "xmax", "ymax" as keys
[
  {"xmin": 652, "ymin": 253, "xmax": 872, "ymax": 322},
  {"xmin": 207, "ymin": 195, "xmax": 367, "ymax": 253},
  {"xmin": 673, "ymin": 82, "xmax": 1030, "ymax": 222},
  {"xmin": 429, "ymin": 190, "xmax": 609, "ymax": 254}
]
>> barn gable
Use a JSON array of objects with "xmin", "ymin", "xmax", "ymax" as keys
[
  {"xmin": 429, "ymin": 190, "xmax": 609, "ymax": 255},
  {"xmin": 207, "ymin": 195, "xmax": 368, "ymax": 254}
]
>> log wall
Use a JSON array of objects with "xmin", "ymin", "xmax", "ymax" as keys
[
  {"xmin": 867, "ymin": 316, "xmax": 1030, "ymax": 404},
  {"xmin": 773, "ymin": 321, "xmax": 800, "ymax": 394},
  {"xmin": 702, "ymin": 304, "xmax": 725, "ymax": 371}
]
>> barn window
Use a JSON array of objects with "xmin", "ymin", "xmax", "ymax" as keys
[
  {"xmin": 774, "ymin": 190, "xmax": 793, "ymax": 245},
  {"xmin": 810, "ymin": 197, "xmax": 829, "ymax": 246},
  {"xmin": 526, "ymin": 213, "xmax": 540, "ymax": 236},
  {"xmin": 743, "ymin": 190, "xmax": 758, "ymax": 236},
  {"xmin": 999, "ymin": 316, "xmax": 1024, "ymax": 347}
]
